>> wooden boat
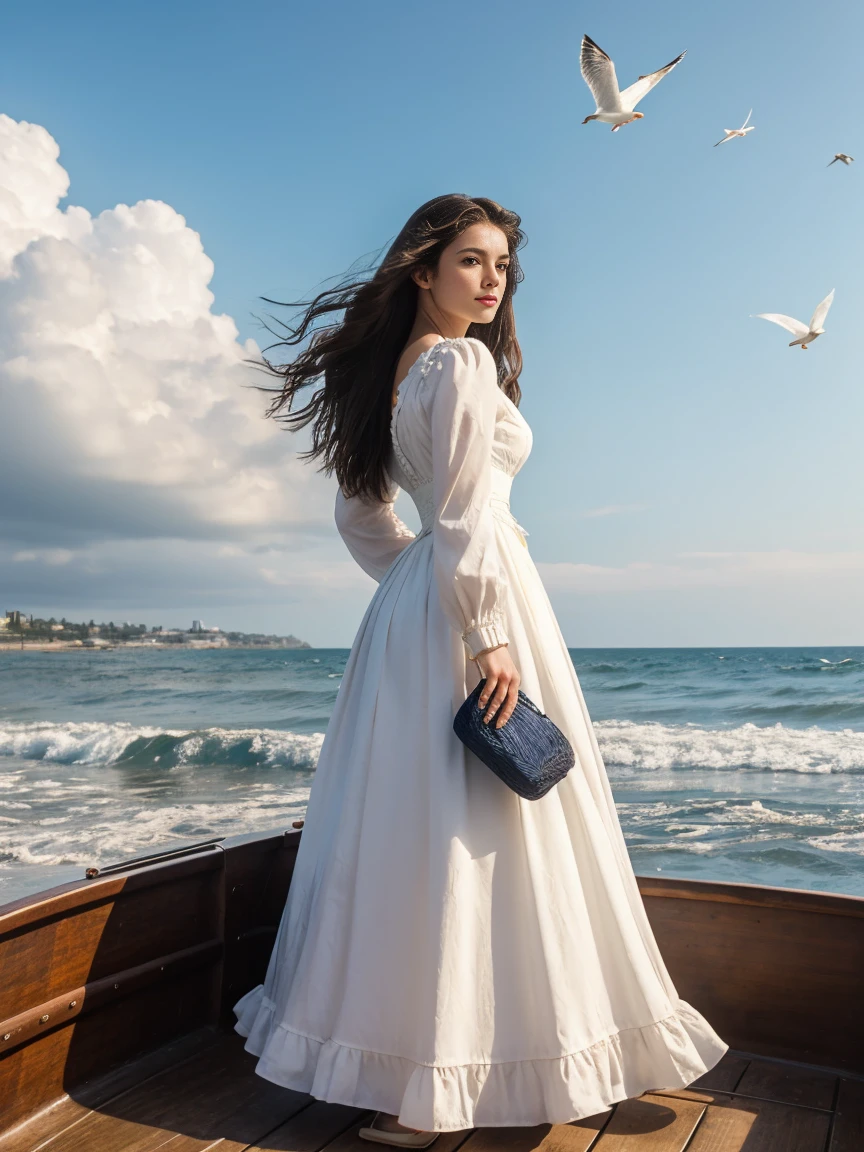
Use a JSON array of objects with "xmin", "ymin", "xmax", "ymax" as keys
[{"xmin": 1, "ymin": 827, "xmax": 862, "ymax": 1150}]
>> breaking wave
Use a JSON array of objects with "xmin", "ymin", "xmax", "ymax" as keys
[
  {"xmin": 597, "ymin": 719, "xmax": 864, "ymax": 775},
  {"xmin": 0, "ymin": 721, "xmax": 323, "ymax": 771},
  {"xmin": 1, "ymin": 718, "xmax": 863, "ymax": 776}
]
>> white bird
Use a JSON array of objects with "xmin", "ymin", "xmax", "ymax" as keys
[
  {"xmin": 753, "ymin": 289, "xmax": 835, "ymax": 350},
  {"xmin": 828, "ymin": 153, "xmax": 854, "ymax": 166},
  {"xmin": 714, "ymin": 109, "xmax": 754, "ymax": 147},
  {"xmin": 580, "ymin": 34, "xmax": 686, "ymax": 132}
]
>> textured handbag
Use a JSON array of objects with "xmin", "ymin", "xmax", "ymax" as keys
[{"xmin": 453, "ymin": 678, "xmax": 575, "ymax": 800}]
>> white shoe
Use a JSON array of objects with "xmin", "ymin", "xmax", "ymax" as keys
[{"xmin": 358, "ymin": 1113, "xmax": 439, "ymax": 1148}]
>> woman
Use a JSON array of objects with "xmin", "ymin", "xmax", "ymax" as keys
[{"xmin": 234, "ymin": 194, "xmax": 728, "ymax": 1144}]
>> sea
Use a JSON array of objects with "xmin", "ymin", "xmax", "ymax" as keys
[{"xmin": 1, "ymin": 646, "xmax": 863, "ymax": 906}]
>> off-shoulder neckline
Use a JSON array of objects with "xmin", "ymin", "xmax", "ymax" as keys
[
  {"xmin": 389, "ymin": 338, "xmax": 524, "ymax": 490},
  {"xmin": 391, "ymin": 336, "xmax": 469, "ymax": 406},
  {"xmin": 391, "ymin": 338, "xmax": 523, "ymax": 435}
]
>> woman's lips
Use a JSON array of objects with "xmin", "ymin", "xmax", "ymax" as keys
[{"xmin": 476, "ymin": 296, "xmax": 498, "ymax": 306}]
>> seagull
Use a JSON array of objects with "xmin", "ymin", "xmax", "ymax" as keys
[
  {"xmin": 580, "ymin": 34, "xmax": 686, "ymax": 132},
  {"xmin": 828, "ymin": 153, "xmax": 854, "ymax": 166},
  {"xmin": 714, "ymin": 109, "xmax": 754, "ymax": 147},
  {"xmin": 753, "ymin": 289, "xmax": 835, "ymax": 350}
]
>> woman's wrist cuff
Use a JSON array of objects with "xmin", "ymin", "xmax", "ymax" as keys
[{"xmin": 462, "ymin": 619, "xmax": 509, "ymax": 660}]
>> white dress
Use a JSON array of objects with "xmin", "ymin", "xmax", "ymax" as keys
[{"xmin": 234, "ymin": 336, "xmax": 728, "ymax": 1131}]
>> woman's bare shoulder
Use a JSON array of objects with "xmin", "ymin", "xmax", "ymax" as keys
[
  {"xmin": 397, "ymin": 334, "xmax": 444, "ymax": 369},
  {"xmin": 393, "ymin": 334, "xmax": 448, "ymax": 393}
]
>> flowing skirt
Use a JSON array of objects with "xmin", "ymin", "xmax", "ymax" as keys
[{"xmin": 234, "ymin": 523, "xmax": 728, "ymax": 1130}]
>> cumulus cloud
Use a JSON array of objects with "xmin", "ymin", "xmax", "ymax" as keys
[
  {"xmin": 0, "ymin": 112, "xmax": 332, "ymax": 547},
  {"xmin": 0, "ymin": 113, "xmax": 367, "ymax": 638}
]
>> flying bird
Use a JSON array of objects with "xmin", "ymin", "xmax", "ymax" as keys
[
  {"xmin": 714, "ymin": 109, "xmax": 754, "ymax": 147},
  {"xmin": 580, "ymin": 34, "xmax": 686, "ymax": 132},
  {"xmin": 753, "ymin": 289, "xmax": 835, "ymax": 350},
  {"xmin": 828, "ymin": 153, "xmax": 854, "ymax": 166}
]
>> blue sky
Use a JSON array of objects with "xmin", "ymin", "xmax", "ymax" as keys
[{"xmin": 1, "ymin": 0, "xmax": 862, "ymax": 646}]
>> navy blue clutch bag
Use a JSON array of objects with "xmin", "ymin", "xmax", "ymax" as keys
[{"xmin": 453, "ymin": 678, "xmax": 575, "ymax": 800}]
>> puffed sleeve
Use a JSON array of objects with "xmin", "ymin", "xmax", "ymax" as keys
[
  {"xmin": 431, "ymin": 339, "xmax": 510, "ymax": 660},
  {"xmin": 334, "ymin": 476, "xmax": 416, "ymax": 582}
]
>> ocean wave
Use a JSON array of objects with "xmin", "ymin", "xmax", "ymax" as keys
[
  {"xmin": 806, "ymin": 830, "xmax": 864, "ymax": 855},
  {"xmin": 1, "ymin": 718, "xmax": 862, "ymax": 777},
  {"xmin": 0, "ymin": 721, "xmax": 324, "ymax": 771},
  {"xmin": 616, "ymin": 797, "xmax": 864, "ymax": 859},
  {"xmin": 728, "ymin": 702, "xmax": 864, "ymax": 723},
  {"xmin": 618, "ymin": 797, "xmax": 832, "ymax": 828},
  {"xmin": 594, "ymin": 719, "xmax": 864, "ymax": 775}
]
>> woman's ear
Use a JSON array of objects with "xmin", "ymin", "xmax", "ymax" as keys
[{"xmin": 411, "ymin": 265, "xmax": 433, "ymax": 291}]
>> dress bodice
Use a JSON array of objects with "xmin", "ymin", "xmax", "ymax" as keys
[
  {"xmin": 335, "ymin": 336, "xmax": 529, "ymax": 658},
  {"xmin": 388, "ymin": 337, "xmax": 533, "ymax": 536}
]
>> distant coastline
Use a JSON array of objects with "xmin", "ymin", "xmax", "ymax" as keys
[
  {"xmin": 0, "ymin": 639, "xmax": 312, "ymax": 652},
  {"xmin": 0, "ymin": 610, "xmax": 311, "ymax": 652}
]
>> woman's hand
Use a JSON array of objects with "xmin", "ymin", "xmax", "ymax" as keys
[{"xmin": 475, "ymin": 645, "xmax": 520, "ymax": 728}]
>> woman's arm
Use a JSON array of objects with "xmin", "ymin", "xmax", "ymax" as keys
[
  {"xmin": 430, "ymin": 338, "xmax": 510, "ymax": 660},
  {"xmin": 334, "ymin": 479, "xmax": 416, "ymax": 582},
  {"xmin": 430, "ymin": 338, "xmax": 520, "ymax": 726}
]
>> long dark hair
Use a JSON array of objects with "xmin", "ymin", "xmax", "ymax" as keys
[{"xmin": 252, "ymin": 194, "xmax": 526, "ymax": 502}]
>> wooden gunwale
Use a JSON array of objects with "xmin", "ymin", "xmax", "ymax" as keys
[
  {"xmin": 0, "ymin": 847, "xmax": 224, "ymax": 937},
  {"xmin": 637, "ymin": 874, "xmax": 864, "ymax": 918}
]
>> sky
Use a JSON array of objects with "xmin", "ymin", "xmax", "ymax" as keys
[{"xmin": 0, "ymin": 0, "xmax": 862, "ymax": 647}]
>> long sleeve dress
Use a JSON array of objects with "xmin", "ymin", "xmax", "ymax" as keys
[{"xmin": 234, "ymin": 336, "xmax": 728, "ymax": 1131}]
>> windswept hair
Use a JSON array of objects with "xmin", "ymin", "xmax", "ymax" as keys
[{"xmin": 251, "ymin": 194, "xmax": 525, "ymax": 502}]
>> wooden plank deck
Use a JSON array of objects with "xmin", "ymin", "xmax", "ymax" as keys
[{"xmin": 2, "ymin": 1029, "xmax": 861, "ymax": 1152}]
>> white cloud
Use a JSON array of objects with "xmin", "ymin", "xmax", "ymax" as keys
[
  {"xmin": 259, "ymin": 561, "xmax": 370, "ymax": 591},
  {"xmin": 12, "ymin": 549, "xmax": 73, "ymax": 566},
  {"xmin": 538, "ymin": 550, "xmax": 864, "ymax": 593},
  {"xmin": 0, "ymin": 112, "xmax": 333, "ymax": 544}
]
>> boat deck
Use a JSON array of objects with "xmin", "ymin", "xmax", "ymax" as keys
[{"xmin": 2, "ymin": 1028, "xmax": 861, "ymax": 1152}]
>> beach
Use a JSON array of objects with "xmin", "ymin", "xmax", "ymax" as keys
[{"xmin": 1, "ymin": 645, "xmax": 863, "ymax": 906}]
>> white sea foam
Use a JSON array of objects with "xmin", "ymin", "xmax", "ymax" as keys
[
  {"xmin": 620, "ymin": 797, "xmax": 833, "ymax": 829},
  {"xmin": 0, "ymin": 786, "xmax": 312, "ymax": 869},
  {"xmin": 596, "ymin": 719, "xmax": 864, "ymax": 774},
  {"xmin": 807, "ymin": 830, "xmax": 864, "ymax": 854},
  {"xmin": 0, "ymin": 721, "xmax": 324, "ymax": 770},
  {"xmin": 0, "ymin": 722, "xmax": 165, "ymax": 764},
  {"xmin": 617, "ymin": 794, "xmax": 864, "ymax": 858},
  {"xmin": 1, "ymin": 718, "xmax": 862, "ymax": 775}
]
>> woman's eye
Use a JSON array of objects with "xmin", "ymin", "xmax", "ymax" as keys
[{"xmin": 463, "ymin": 257, "xmax": 479, "ymax": 265}]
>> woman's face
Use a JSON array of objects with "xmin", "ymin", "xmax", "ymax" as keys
[{"xmin": 414, "ymin": 222, "xmax": 510, "ymax": 327}]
